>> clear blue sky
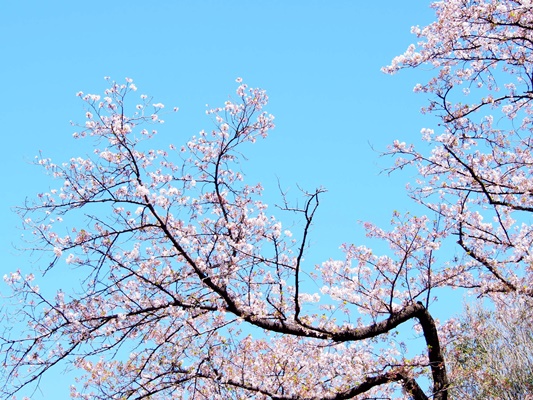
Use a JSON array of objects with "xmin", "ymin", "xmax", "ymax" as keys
[{"xmin": 1, "ymin": 1, "xmax": 438, "ymax": 398}]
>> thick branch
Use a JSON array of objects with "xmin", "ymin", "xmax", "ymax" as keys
[{"xmin": 415, "ymin": 302, "xmax": 449, "ymax": 400}]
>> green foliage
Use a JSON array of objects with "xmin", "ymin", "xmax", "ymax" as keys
[{"xmin": 447, "ymin": 297, "xmax": 533, "ymax": 400}]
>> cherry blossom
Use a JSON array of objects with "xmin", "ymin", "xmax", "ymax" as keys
[
  {"xmin": 384, "ymin": 0, "xmax": 533, "ymax": 297},
  {"xmin": 0, "ymin": 78, "xmax": 448, "ymax": 399},
  {"xmin": 384, "ymin": 0, "xmax": 533, "ymax": 394},
  {"xmin": 9, "ymin": 3, "xmax": 533, "ymax": 394}
]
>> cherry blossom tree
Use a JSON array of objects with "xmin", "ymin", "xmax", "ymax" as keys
[
  {"xmin": 383, "ymin": 0, "xmax": 533, "ymax": 296},
  {"xmin": 1, "ymin": 78, "xmax": 450, "ymax": 400},
  {"xmin": 383, "ymin": 0, "xmax": 533, "ymax": 395},
  {"xmin": 4, "ymin": 0, "xmax": 533, "ymax": 398}
]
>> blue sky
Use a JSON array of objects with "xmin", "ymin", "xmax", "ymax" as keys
[{"xmin": 1, "ymin": 1, "xmax": 438, "ymax": 398}]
